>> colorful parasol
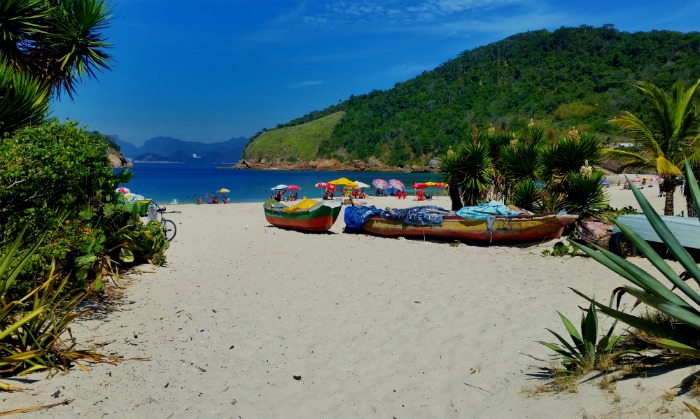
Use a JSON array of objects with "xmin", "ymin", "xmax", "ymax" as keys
[
  {"xmin": 328, "ymin": 177, "xmax": 358, "ymax": 188},
  {"xmin": 372, "ymin": 179, "xmax": 389, "ymax": 189},
  {"xmin": 287, "ymin": 184, "xmax": 301, "ymax": 191},
  {"xmin": 389, "ymin": 179, "xmax": 405, "ymax": 191},
  {"xmin": 116, "ymin": 187, "xmax": 130, "ymax": 194},
  {"xmin": 413, "ymin": 182, "xmax": 428, "ymax": 189},
  {"xmin": 271, "ymin": 184, "xmax": 288, "ymax": 190}
]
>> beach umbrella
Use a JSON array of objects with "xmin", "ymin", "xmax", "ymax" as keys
[
  {"xmin": 219, "ymin": 188, "xmax": 230, "ymax": 193},
  {"xmin": 372, "ymin": 179, "xmax": 389, "ymax": 189},
  {"xmin": 116, "ymin": 187, "xmax": 130, "ymax": 194},
  {"xmin": 271, "ymin": 184, "xmax": 288, "ymax": 190},
  {"xmin": 328, "ymin": 177, "xmax": 358, "ymax": 187},
  {"xmin": 287, "ymin": 184, "xmax": 301, "ymax": 191},
  {"xmin": 325, "ymin": 184, "xmax": 337, "ymax": 190},
  {"xmin": 389, "ymin": 179, "xmax": 405, "ymax": 191},
  {"xmin": 413, "ymin": 182, "xmax": 428, "ymax": 189},
  {"xmin": 315, "ymin": 182, "xmax": 328, "ymax": 188},
  {"xmin": 353, "ymin": 180, "xmax": 370, "ymax": 189}
]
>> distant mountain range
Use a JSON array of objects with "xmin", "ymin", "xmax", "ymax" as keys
[{"xmin": 115, "ymin": 136, "xmax": 248, "ymax": 164}]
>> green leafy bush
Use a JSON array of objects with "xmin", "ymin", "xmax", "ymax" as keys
[
  {"xmin": 0, "ymin": 120, "xmax": 167, "ymax": 297},
  {"xmin": 75, "ymin": 194, "xmax": 169, "ymax": 291}
]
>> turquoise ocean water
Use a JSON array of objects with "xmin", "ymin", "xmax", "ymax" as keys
[{"xmin": 116, "ymin": 163, "xmax": 443, "ymax": 204}]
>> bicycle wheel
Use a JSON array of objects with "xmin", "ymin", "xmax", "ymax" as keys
[
  {"xmin": 147, "ymin": 202, "xmax": 159, "ymax": 222},
  {"xmin": 162, "ymin": 219, "xmax": 177, "ymax": 241}
]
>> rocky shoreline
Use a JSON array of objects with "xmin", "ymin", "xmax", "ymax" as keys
[
  {"xmin": 108, "ymin": 152, "xmax": 440, "ymax": 173},
  {"xmin": 228, "ymin": 157, "xmax": 440, "ymax": 173}
]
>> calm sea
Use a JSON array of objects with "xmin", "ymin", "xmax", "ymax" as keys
[{"xmin": 116, "ymin": 163, "xmax": 443, "ymax": 204}]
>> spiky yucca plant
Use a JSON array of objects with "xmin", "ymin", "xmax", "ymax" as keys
[
  {"xmin": 511, "ymin": 179, "xmax": 541, "ymax": 211},
  {"xmin": 0, "ymin": 229, "xmax": 114, "ymax": 391},
  {"xmin": 560, "ymin": 171, "xmax": 609, "ymax": 219}
]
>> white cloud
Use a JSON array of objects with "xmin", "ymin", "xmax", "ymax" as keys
[
  {"xmin": 287, "ymin": 80, "xmax": 325, "ymax": 89},
  {"xmin": 305, "ymin": 0, "xmax": 529, "ymax": 28}
]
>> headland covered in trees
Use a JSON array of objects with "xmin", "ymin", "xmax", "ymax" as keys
[{"xmin": 241, "ymin": 25, "xmax": 700, "ymax": 171}]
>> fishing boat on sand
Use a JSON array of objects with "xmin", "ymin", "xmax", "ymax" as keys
[
  {"xmin": 263, "ymin": 198, "xmax": 342, "ymax": 232},
  {"xmin": 344, "ymin": 201, "xmax": 578, "ymax": 244}
]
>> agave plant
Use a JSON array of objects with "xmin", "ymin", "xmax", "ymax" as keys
[
  {"xmin": 539, "ymin": 301, "xmax": 622, "ymax": 372},
  {"xmin": 570, "ymin": 160, "xmax": 700, "ymax": 356}
]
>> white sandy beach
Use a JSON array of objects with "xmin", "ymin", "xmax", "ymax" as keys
[{"xmin": 2, "ymin": 179, "xmax": 697, "ymax": 418}]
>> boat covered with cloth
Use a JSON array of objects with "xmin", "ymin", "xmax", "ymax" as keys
[{"xmin": 344, "ymin": 201, "xmax": 577, "ymax": 244}]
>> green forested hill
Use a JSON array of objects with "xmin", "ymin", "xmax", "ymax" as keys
[{"xmin": 245, "ymin": 25, "xmax": 700, "ymax": 167}]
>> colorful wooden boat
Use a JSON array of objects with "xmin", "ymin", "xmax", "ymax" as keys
[
  {"xmin": 360, "ymin": 212, "xmax": 578, "ymax": 244},
  {"xmin": 263, "ymin": 198, "xmax": 342, "ymax": 232}
]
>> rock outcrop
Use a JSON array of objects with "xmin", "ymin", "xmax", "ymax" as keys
[{"xmin": 107, "ymin": 149, "xmax": 133, "ymax": 168}]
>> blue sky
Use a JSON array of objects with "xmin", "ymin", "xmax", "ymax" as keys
[{"xmin": 51, "ymin": 0, "xmax": 700, "ymax": 146}]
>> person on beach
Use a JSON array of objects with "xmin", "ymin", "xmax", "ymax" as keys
[{"xmin": 212, "ymin": 196, "xmax": 219, "ymax": 204}]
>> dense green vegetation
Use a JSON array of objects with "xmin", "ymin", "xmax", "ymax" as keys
[
  {"xmin": 440, "ymin": 125, "xmax": 608, "ymax": 218},
  {"xmin": 0, "ymin": 0, "xmax": 169, "ymax": 385},
  {"xmin": 247, "ymin": 26, "xmax": 700, "ymax": 167}
]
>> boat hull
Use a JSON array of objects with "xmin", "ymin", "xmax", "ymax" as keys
[
  {"xmin": 610, "ymin": 214, "xmax": 700, "ymax": 255},
  {"xmin": 362, "ymin": 214, "xmax": 578, "ymax": 243},
  {"xmin": 264, "ymin": 200, "xmax": 342, "ymax": 232}
]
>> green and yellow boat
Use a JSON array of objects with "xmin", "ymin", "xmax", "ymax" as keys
[{"xmin": 263, "ymin": 198, "xmax": 342, "ymax": 232}]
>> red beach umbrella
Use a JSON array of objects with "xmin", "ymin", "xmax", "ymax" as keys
[
  {"xmin": 287, "ymin": 184, "xmax": 301, "ymax": 191},
  {"xmin": 315, "ymin": 182, "xmax": 328, "ymax": 188},
  {"xmin": 413, "ymin": 182, "xmax": 428, "ymax": 189}
]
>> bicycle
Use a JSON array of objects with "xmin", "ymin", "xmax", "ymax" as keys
[{"xmin": 147, "ymin": 201, "xmax": 177, "ymax": 241}]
